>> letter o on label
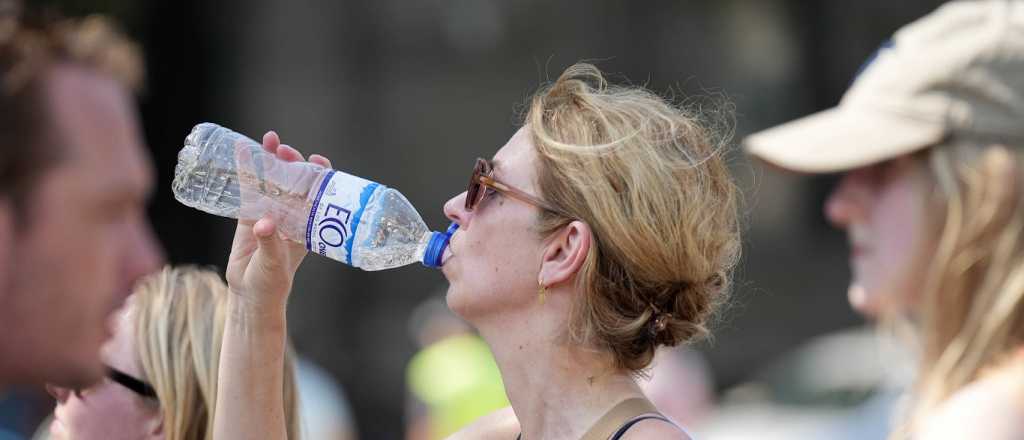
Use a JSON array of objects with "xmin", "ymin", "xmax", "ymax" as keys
[{"xmin": 319, "ymin": 224, "xmax": 345, "ymax": 247}]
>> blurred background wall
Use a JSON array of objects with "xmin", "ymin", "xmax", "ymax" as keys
[{"xmin": 12, "ymin": 0, "xmax": 948, "ymax": 438}]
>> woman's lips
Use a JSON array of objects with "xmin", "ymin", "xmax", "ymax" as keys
[{"xmin": 441, "ymin": 245, "xmax": 454, "ymax": 266}]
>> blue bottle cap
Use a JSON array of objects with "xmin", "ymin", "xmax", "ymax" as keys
[{"xmin": 422, "ymin": 222, "xmax": 459, "ymax": 268}]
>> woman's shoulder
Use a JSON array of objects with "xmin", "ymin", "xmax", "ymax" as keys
[
  {"xmin": 917, "ymin": 367, "xmax": 1024, "ymax": 440},
  {"xmin": 618, "ymin": 417, "xmax": 692, "ymax": 440}
]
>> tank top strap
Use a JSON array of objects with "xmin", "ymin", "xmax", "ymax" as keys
[
  {"xmin": 514, "ymin": 397, "xmax": 693, "ymax": 440},
  {"xmin": 609, "ymin": 414, "xmax": 692, "ymax": 440}
]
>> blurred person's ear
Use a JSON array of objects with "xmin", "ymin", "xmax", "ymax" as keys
[{"xmin": 538, "ymin": 220, "xmax": 592, "ymax": 289}]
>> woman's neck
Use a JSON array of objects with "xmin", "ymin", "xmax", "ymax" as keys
[{"xmin": 477, "ymin": 294, "xmax": 647, "ymax": 440}]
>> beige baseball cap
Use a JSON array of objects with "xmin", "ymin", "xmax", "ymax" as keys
[{"xmin": 745, "ymin": 0, "xmax": 1024, "ymax": 173}]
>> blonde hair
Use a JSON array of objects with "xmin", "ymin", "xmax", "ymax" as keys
[
  {"xmin": 894, "ymin": 141, "xmax": 1024, "ymax": 437},
  {"xmin": 132, "ymin": 266, "xmax": 301, "ymax": 440},
  {"xmin": 525, "ymin": 63, "xmax": 741, "ymax": 372}
]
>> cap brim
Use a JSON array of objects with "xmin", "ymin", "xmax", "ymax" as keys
[{"xmin": 744, "ymin": 107, "xmax": 947, "ymax": 173}]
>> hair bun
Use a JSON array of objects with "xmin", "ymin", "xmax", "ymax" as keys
[{"xmin": 648, "ymin": 310, "xmax": 672, "ymax": 336}]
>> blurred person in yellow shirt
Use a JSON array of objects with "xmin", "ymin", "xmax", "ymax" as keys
[{"xmin": 405, "ymin": 296, "xmax": 509, "ymax": 440}]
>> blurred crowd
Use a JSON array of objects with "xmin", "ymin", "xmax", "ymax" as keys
[{"xmin": 2, "ymin": 0, "xmax": 1023, "ymax": 439}]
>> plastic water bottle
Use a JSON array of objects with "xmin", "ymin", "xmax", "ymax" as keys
[{"xmin": 171, "ymin": 122, "xmax": 454, "ymax": 271}]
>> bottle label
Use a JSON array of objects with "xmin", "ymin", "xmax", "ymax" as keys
[{"xmin": 306, "ymin": 170, "xmax": 380, "ymax": 265}]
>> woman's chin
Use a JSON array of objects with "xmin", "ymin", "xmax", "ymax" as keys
[
  {"xmin": 444, "ymin": 288, "xmax": 467, "ymax": 317},
  {"xmin": 49, "ymin": 417, "xmax": 66, "ymax": 439},
  {"xmin": 445, "ymin": 287, "xmax": 486, "ymax": 322},
  {"xmin": 848, "ymin": 284, "xmax": 879, "ymax": 316}
]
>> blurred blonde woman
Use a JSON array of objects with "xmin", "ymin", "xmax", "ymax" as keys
[
  {"xmin": 746, "ymin": 1, "xmax": 1024, "ymax": 438},
  {"xmin": 45, "ymin": 266, "xmax": 300, "ymax": 440},
  {"xmin": 217, "ymin": 61, "xmax": 740, "ymax": 440}
]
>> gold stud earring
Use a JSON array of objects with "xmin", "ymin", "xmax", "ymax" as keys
[{"xmin": 538, "ymin": 279, "xmax": 547, "ymax": 305}]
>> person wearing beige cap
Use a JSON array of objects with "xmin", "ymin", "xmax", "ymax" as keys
[{"xmin": 746, "ymin": 1, "xmax": 1024, "ymax": 439}]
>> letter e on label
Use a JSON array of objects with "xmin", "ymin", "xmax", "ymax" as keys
[{"xmin": 318, "ymin": 204, "xmax": 351, "ymax": 248}]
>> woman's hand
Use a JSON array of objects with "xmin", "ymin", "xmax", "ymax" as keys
[
  {"xmin": 225, "ymin": 130, "xmax": 333, "ymax": 316},
  {"xmin": 215, "ymin": 130, "xmax": 332, "ymax": 440}
]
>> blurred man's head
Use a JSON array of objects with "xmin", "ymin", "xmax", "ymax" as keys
[{"xmin": 0, "ymin": 2, "xmax": 162, "ymax": 388}]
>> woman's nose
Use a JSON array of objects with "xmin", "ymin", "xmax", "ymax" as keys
[
  {"xmin": 45, "ymin": 384, "xmax": 70, "ymax": 403},
  {"xmin": 824, "ymin": 171, "xmax": 867, "ymax": 229},
  {"xmin": 444, "ymin": 191, "xmax": 470, "ymax": 227}
]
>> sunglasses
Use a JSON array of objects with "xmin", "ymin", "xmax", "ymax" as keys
[
  {"xmin": 60, "ymin": 366, "xmax": 157, "ymax": 400},
  {"xmin": 106, "ymin": 366, "xmax": 158, "ymax": 399},
  {"xmin": 466, "ymin": 158, "xmax": 571, "ymax": 218}
]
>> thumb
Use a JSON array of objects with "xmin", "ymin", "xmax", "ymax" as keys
[{"xmin": 251, "ymin": 217, "xmax": 288, "ymax": 276}]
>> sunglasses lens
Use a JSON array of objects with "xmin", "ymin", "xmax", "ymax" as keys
[
  {"xmin": 466, "ymin": 182, "xmax": 479, "ymax": 211},
  {"xmin": 466, "ymin": 159, "xmax": 487, "ymax": 211}
]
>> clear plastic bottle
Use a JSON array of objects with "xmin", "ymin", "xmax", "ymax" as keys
[{"xmin": 172, "ymin": 122, "xmax": 454, "ymax": 271}]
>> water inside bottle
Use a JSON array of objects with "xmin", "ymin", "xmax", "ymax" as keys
[
  {"xmin": 172, "ymin": 155, "xmax": 242, "ymax": 217},
  {"xmin": 349, "ymin": 190, "xmax": 432, "ymax": 270},
  {"xmin": 236, "ymin": 169, "xmax": 322, "ymax": 242},
  {"xmin": 356, "ymin": 243, "xmax": 429, "ymax": 269}
]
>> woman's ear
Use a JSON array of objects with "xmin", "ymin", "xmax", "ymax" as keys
[{"xmin": 538, "ymin": 220, "xmax": 592, "ymax": 288}]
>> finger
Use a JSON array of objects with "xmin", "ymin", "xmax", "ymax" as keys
[
  {"xmin": 262, "ymin": 131, "xmax": 281, "ymax": 154},
  {"xmin": 284, "ymin": 238, "xmax": 310, "ymax": 271},
  {"xmin": 309, "ymin": 154, "xmax": 332, "ymax": 169},
  {"xmin": 252, "ymin": 217, "xmax": 286, "ymax": 273},
  {"xmin": 276, "ymin": 144, "xmax": 306, "ymax": 163},
  {"xmin": 253, "ymin": 217, "xmax": 277, "ymax": 240},
  {"xmin": 226, "ymin": 219, "xmax": 258, "ymax": 277}
]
